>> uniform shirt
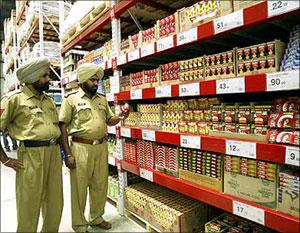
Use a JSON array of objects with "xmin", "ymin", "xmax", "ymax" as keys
[
  {"xmin": 59, "ymin": 88, "xmax": 114, "ymax": 140},
  {"xmin": 0, "ymin": 86, "xmax": 61, "ymax": 140}
]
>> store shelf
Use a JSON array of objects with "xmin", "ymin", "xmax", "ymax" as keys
[
  {"xmin": 116, "ymin": 70, "xmax": 300, "ymax": 101},
  {"xmin": 120, "ymin": 160, "xmax": 299, "ymax": 233},
  {"xmin": 119, "ymin": 126, "xmax": 300, "ymax": 166},
  {"xmin": 61, "ymin": 0, "xmax": 140, "ymax": 56},
  {"xmin": 114, "ymin": 1, "xmax": 299, "ymax": 70}
]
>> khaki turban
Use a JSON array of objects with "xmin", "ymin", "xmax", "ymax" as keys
[
  {"xmin": 16, "ymin": 57, "xmax": 50, "ymax": 84},
  {"xmin": 77, "ymin": 63, "xmax": 104, "ymax": 84}
]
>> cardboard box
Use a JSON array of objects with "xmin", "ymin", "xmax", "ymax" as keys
[
  {"xmin": 148, "ymin": 200, "xmax": 207, "ymax": 232},
  {"xmin": 155, "ymin": 12, "xmax": 180, "ymax": 39},
  {"xmin": 277, "ymin": 166, "xmax": 300, "ymax": 218},
  {"xmin": 179, "ymin": 169, "xmax": 223, "ymax": 192},
  {"xmin": 129, "ymin": 31, "xmax": 142, "ymax": 51},
  {"xmin": 209, "ymin": 130, "xmax": 267, "ymax": 142},
  {"xmin": 233, "ymin": 0, "xmax": 265, "ymax": 11},
  {"xmin": 224, "ymin": 171, "xmax": 277, "ymax": 208},
  {"xmin": 178, "ymin": 0, "xmax": 233, "ymax": 32},
  {"xmin": 277, "ymin": 189, "xmax": 300, "ymax": 218},
  {"xmin": 236, "ymin": 40, "xmax": 286, "ymax": 77}
]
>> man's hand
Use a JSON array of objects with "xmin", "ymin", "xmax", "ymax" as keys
[
  {"xmin": 65, "ymin": 155, "xmax": 76, "ymax": 169},
  {"xmin": 118, "ymin": 110, "xmax": 130, "ymax": 120},
  {"xmin": 4, "ymin": 159, "xmax": 24, "ymax": 172}
]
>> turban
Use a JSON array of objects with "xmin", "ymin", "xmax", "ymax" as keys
[
  {"xmin": 77, "ymin": 63, "xmax": 104, "ymax": 84},
  {"xmin": 16, "ymin": 57, "xmax": 50, "ymax": 84}
]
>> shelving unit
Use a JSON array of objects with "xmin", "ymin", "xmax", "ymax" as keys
[
  {"xmin": 59, "ymin": 1, "xmax": 300, "ymax": 232},
  {"xmin": 121, "ymin": 160, "xmax": 299, "ymax": 233}
]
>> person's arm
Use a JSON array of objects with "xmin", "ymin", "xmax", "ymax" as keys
[
  {"xmin": 0, "ymin": 96, "xmax": 23, "ymax": 171},
  {"xmin": 106, "ymin": 100, "xmax": 130, "ymax": 126},
  {"xmin": 0, "ymin": 143, "xmax": 24, "ymax": 171},
  {"xmin": 58, "ymin": 97, "xmax": 76, "ymax": 169},
  {"xmin": 59, "ymin": 122, "xmax": 76, "ymax": 169}
]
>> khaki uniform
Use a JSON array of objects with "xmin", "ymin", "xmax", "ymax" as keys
[
  {"xmin": 0, "ymin": 86, "xmax": 63, "ymax": 232},
  {"xmin": 59, "ymin": 88, "xmax": 113, "ymax": 232}
]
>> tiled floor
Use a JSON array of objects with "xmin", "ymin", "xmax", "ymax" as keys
[{"xmin": 1, "ymin": 149, "xmax": 145, "ymax": 233}]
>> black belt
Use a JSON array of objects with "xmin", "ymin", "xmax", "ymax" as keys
[{"xmin": 23, "ymin": 139, "xmax": 59, "ymax": 147}]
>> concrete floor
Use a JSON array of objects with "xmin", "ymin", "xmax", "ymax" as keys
[{"xmin": 1, "ymin": 149, "xmax": 145, "ymax": 233}]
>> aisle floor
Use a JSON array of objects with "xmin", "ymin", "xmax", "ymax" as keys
[{"xmin": 1, "ymin": 150, "xmax": 145, "ymax": 233}]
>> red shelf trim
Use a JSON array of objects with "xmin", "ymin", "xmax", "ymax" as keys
[
  {"xmin": 120, "ymin": 161, "xmax": 300, "ymax": 233},
  {"xmin": 120, "ymin": 127, "xmax": 290, "ymax": 165},
  {"xmin": 116, "ymin": 73, "xmax": 268, "ymax": 100}
]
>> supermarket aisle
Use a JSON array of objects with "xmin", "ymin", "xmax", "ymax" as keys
[{"xmin": 0, "ymin": 151, "xmax": 144, "ymax": 233}]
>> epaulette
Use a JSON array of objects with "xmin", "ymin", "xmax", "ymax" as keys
[
  {"xmin": 44, "ymin": 92, "xmax": 54, "ymax": 100},
  {"xmin": 64, "ymin": 90, "xmax": 78, "ymax": 98},
  {"xmin": 97, "ymin": 93, "xmax": 106, "ymax": 97},
  {"xmin": 5, "ymin": 90, "xmax": 22, "ymax": 99}
]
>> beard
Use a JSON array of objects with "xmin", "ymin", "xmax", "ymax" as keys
[
  {"xmin": 82, "ymin": 82, "xmax": 98, "ymax": 96},
  {"xmin": 32, "ymin": 81, "xmax": 50, "ymax": 92}
]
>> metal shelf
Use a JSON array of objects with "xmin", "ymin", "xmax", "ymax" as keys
[
  {"xmin": 115, "ymin": 71, "xmax": 299, "ymax": 101},
  {"xmin": 121, "ymin": 160, "xmax": 300, "ymax": 233},
  {"xmin": 119, "ymin": 126, "xmax": 299, "ymax": 166}
]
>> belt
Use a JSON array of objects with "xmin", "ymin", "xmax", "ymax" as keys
[
  {"xmin": 23, "ymin": 139, "xmax": 59, "ymax": 147},
  {"xmin": 72, "ymin": 136, "xmax": 106, "ymax": 145}
]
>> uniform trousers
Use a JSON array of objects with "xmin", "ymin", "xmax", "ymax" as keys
[{"xmin": 70, "ymin": 141, "xmax": 108, "ymax": 232}]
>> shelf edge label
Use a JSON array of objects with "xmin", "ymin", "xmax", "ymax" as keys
[{"xmin": 233, "ymin": 201, "xmax": 265, "ymax": 225}]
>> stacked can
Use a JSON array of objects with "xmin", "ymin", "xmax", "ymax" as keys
[
  {"xmin": 225, "ymin": 155, "xmax": 276, "ymax": 182},
  {"xmin": 240, "ymin": 158, "xmax": 257, "ymax": 177},
  {"xmin": 224, "ymin": 155, "xmax": 240, "ymax": 173},
  {"xmin": 190, "ymin": 150, "xmax": 203, "ymax": 174},
  {"xmin": 257, "ymin": 161, "xmax": 276, "ymax": 182},
  {"xmin": 179, "ymin": 148, "xmax": 191, "ymax": 171},
  {"xmin": 205, "ymin": 152, "xmax": 222, "ymax": 179}
]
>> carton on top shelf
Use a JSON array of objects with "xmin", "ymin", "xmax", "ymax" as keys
[{"xmin": 178, "ymin": 0, "xmax": 233, "ymax": 32}]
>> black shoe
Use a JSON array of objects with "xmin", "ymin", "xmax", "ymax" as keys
[
  {"xmin": 12, "ymin": 146, "xmax": 18, "ymax": 150},
  {"xmin": 5, "ymin": 148, "xmax": 11, "ymax": 152}
]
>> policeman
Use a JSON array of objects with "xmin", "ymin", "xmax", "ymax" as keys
[
  {"xmin": 59, "ymin": 63, "xmax": 129, "ymax": 232},
  {"xmin": 0, "ymin": 57, "xmax": 63, "ymax": 232}
]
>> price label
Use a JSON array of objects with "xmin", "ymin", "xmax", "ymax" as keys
[
  {"xmin": 128, "ymin": 49, "xmax": 140, "ymax": 62},
  {"xmin": 266, "ymin": 70, "xmax": 300, "ymax": 91},
  {"xmin": 107, "ymin": 126, "xmax": 116, "ymax": 135},
  {"xmin": 268, "ymin": 0, "xmax": 299, "ymax": 17},
  {"xmin": 233, "ymin": 201, "xmax": 265, "ymax": 225},
  {"xmin": 108, "ymin": 156, "xmax": 116, "ymax": 166},
  {"xmin": 155, "ymin": 85, "xmax": 171, "ymax": 98},
  {"xmin": 130, "ymin": 89, "xmax": 142, "ymax": 100},
  {"xmin": 214, "ymin": 10, "xmax": 244, "ymax": 34},
  {"xmin": 285, "ymin": 146, "xmax": 300, "ymax": 167},
  {"xmin": 216, "ymin": 77, "xmax": 245, "ymax": 94},
  {"xmin": 140, "ymin": 168, "xmax": 153, "ymax": 182},
  {"xmin": 117, "ymin": 54, "xmax": 127, "ymax": 65},
  {"xmin": 157, "ymin": 35, "xmax": 174, "ymax": 52},
  {"xmin": 120, "ymin": 127, "xmax": 131, "ymax": 138},
  {"xmin": 106, "ymin": 93, "xmax": 114, "ymax": 102},
  {"xmin": 142, "ymin": 129, "xmax": 156, "ymax": 141},
  {"xmin": 141, "ymin": 43, "xmax": 155, "ymax": 57},
  {"xmin": 226, "ymin": 140, "xmax": 256, "ymax": 159},
  {"xmin": 177, "ymin": 27, "xmax": 198, "ymax": 46},
  {"xmin": 180, "ymin": 135, "xmax": 201, "ymax": 150},
  {"xmin": 179, "ymin": 83, "xmax": 200, "ymax": 97}
]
